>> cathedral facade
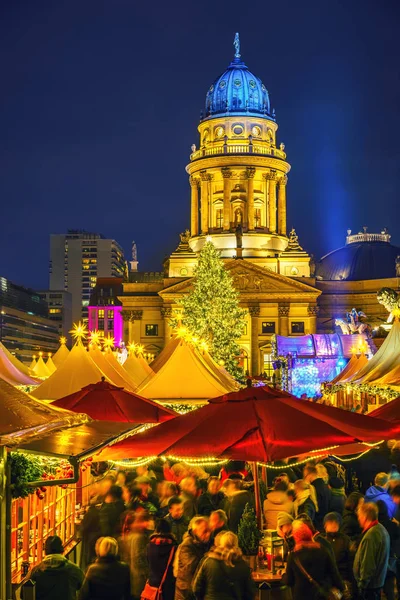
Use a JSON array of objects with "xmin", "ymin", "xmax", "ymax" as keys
[{"xmin": 120, "ymin": 35, "xmax": 321, "ymax": 376}]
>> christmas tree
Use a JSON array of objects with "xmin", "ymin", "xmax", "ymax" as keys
[
  {"xmin": 237, "ymin": 503, "xmax": 262, "ymax": 555},
  {"xmin": 177, "ymin": 240, "xmax": 246, "ymax": 378}
]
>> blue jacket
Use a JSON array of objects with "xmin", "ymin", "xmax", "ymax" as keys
[
  {"xmin": 364, "ymin": 486, "xmax": 397, "ymax": 519},
  {"xmin": 353, "ymin": 522, "xmax": 390, "ymax": 590}
]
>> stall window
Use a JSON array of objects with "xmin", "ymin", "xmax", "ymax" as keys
[
  {"xmin": 291, "ymin": 321, "xmax": 305, "ymax": 334},
  {"xmin": 145, "ymin": 324, "xmax": 159, "ymax": 337},
  {"xmin": 262, "ymin": 321, "xmax": 276, "ymax": 334}
]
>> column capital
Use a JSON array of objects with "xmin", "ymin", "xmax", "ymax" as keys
[
  {"xmin": 264, "ymin": 171, "xmax": 277, "ymax": 181},
  {"xmin": 249, "ymin": 306, "xmax": 260, "ymax": 317},
  {"xmin": 221, "ymin": 167, "xmax": 233, "ymax": 179},
  {"xmin": 279, "ymin": 175, "xmax": 288, "ymax": 186},
  {"xmin": 308, "ymin": 305, "xmax": 320, "ymax": 316},
  {"xmin": 200, "ymin": 170, "xmax": 213, "ymax": 182},
  {"xmin": 278, "ymin": 304, "xmax": 290, "ymax": 317},
  {"xmin": 121, "ymin": 310, "xmax": 133, "ymax": 322},
  {"xmin": 131, "ymin": 309, "xmax": 143, "ymax": 321},
  {"xmin": 160, "ymin": 307, "xmax": 173, "ymax": 318},
  {"xmin": 246, "ymin": 167, "xmax": 256, "ymax": 179},
  {"xmin": 189, "ymin": 176, "xmax": 200, "ymax": 187}
]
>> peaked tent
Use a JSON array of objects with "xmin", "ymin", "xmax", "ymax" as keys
[
  {"xmin": 52, "ymin": 379, "xmax": 176, "ymax": 423},
  {"xmin": 32, "ymin": 355, "xmax": 51, "ymax": 378},
  {"xmin": 123, "ymin": 352, "xmax": 154, "ymax": 388},
  {"xmin": 52, "ymin": 343, "xmax": 70, "ymax": 368},
  {"xmin": 103, "ymin": 349, "xmax": 142, "ymax": 390},
  {"xmin": 29, "ymin": 357, "xmax": 37, "ymax": 371},
  {"xmin": 31, "ymin": 342, "xmax": 115, "ymax": 401},
  {"xmin": 0, "ymin": 342, "xmax": 32, "ymax": 377},
  {"xmin": 330, "ymin": 354, "xmax": 369, "ymax": 385},
  {"xmin": 46, "ymin": 356, "xmax": 57, "ymax": 375},
  {"xmin": 194, "ymin": 346, "xmax": 238, "ymax": 390},
  {"xmin": 149, "ymin": 338, "xmax": 181, "ymax": 373},
  {"xmin": 89, "ymin": 345, "xmax": 137, "ymax": 392},
  {"xmin": 0, "ymin": 378, "xmax": 89, "ymax": 445},
  {"xmin": 138, "ymin": 339, "xmax": 237, "ymax": 402},
  {"xmin": 98, "ymin": 386, "xmax": 398, "ymax": 462},
  {"xmin": 0, "ymin": 344, "xmax": 38, "ymax": 387},
  {"xmin": 351, "ymin": 320, "xmax": 400, "ymax": 383}
]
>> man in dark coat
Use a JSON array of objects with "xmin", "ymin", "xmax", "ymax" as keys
[
  {"xmin": 26, "ymin": 536, "xmax": 83, "ymax": 600},
  {"xmin": 209, "ymin": 510, "xmax": 229, "ymax": 544},
  {"xmin": 197, "ymin": 477, "xmax": 225, "ymax": 516},
  {"xmin": 222, "ymin": 479, "xmax": 254, "ymax": 533},
  {"xmin": 321, "ymin": 512, "xmax": 353, "ymax": 589},
  {"xmin": 99, "ymin": 484, "xmax": 125, "ymax": 537},
  {"xmin": 164, "ymin": 496, "xmax": 189, "ymax": 544},
  {"xmin": 179, "ymin": 477, "xmax": 198, "ymax": 520},
  {"xmin": 174, "ymin": 517, "xmax": 210, "ymax": 600},
  {"xmin": 353, "ymin": 502, "xmax": 390, "ymax": 600},
  {"xmin": 328, "ymin": 477, "xmax": 346, "ymax": 515},
  {"xmin": 304, "ymin": 466, "xmax": 331, "ymax": 531}
]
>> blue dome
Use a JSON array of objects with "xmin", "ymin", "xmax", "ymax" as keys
[{"xmin": 204, "ymin": 56, "xmax": 272, "ymax": 121}]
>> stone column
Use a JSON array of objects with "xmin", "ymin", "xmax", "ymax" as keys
[
  {"xmin": 307, "ymin": 305, "xmax": 319, "ymax": 334},
  {"xmin": 121, "ymin": 310, "xmax": 132, "ymax": 342},
  {"xmin": 161, "ymin": 307, "xmax": 173, "ymax": 341},
  {"xmin": 278, "ymin": 175, "xmax": 287, "ymax": 236},
  {"xmin": 268, "ymin": 172, "xmax": 277, "ymax": 233},
  {"xmin": 263, "ymin": 173, "xmax": 269, "ymax": 229},
  {"xmin": 221, "ymin": 167, "xmax": 232, "ymax": 231},
  {"xmin": 190, "ymin": 177, "xmax": 199, "ymax": 236},
  {"xmin": 200, "ymin": 171, "xmax": 210, "ymax": 234},
  {"xmin": 249, "ymin": 306, "xmax": 260, "ymax": 376},
  {"xmin": 278, "ymin": 304, "xmax": 290, "ymax": 336},
  {"xmin": 246, "ymin": 167, "xmax": 256, "ymax": 230}
]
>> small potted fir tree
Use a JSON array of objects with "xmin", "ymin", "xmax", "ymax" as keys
[{"xmin": 237, "ymin": 503, "xmax": 262, "ymax": 570}]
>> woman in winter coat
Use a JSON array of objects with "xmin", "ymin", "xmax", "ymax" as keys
[
  {"xmin": 79, "ymin": 537, "xmax": 131, "ymax": 600},
  {"xmin": 192, "ymin": 532, "xmax": 254, "ymax": 600},
  {"xmin": 293, "ymin": 480, "xmax": 317, "ymax": 523},
  {"xmin": 174, "ymin": 517, "xmax": 210, "ymax": 600},
  {"xmin": 340, "ymin": 492, "xmax": 364, "ymax": 541},
  {"xmin": 285, "ymin": 520, "xmax": 344, "ymax": 600},
  {"xmin": 263, "ymin": 479, "xmax": 293, "ymax": 530},
  {"xmin": 147, "ymin": 519, "xmax": 177, "ymax": 600}
]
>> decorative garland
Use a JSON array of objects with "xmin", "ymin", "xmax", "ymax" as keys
[
  {"xmin": 10, "ymin": 452, "xmax": 75, "ymax": 500},
  {"xmin": 162, "ymin": 403, "xmax": 203, "ymax": 414},
  {"xmin": 323, "ymin": 382, "xmax": 399, "ymax": 402}
]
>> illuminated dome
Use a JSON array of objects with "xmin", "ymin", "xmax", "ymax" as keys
[
  {"xmin": 203, "ymin": 34, "xmax": 272, "ymax": 121},
  {"xmin": 316, "ymin": 229, "xmax": 400, "ymax": 281}
]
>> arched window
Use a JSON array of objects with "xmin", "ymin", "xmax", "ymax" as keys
[
  {"xmin": 234, "ymin": 208, "xmax": 243, "ymax": 226},
  {"xmin": 216, "ymin": 208, "xmax": 223, "ymax": 229},
  {"xmin": 255, "ymin": 208, "xmax": 262, "ymax": 228}
]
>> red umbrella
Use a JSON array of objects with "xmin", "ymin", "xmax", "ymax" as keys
[
  {"xmin": 52, "ymin": 379, "xmax": 176, "ymax": 423},
  {"xmin": 369, "ymin": 397, "xmax": 400, "ymax": 422},
  {"xmin": 98, "ymin": 386, "xmax": 398, "ymax": 462}
]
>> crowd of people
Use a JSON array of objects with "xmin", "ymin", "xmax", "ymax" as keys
[{"xmin": 23, "ymin": 457, "xmax": 400, "ymax": 600}]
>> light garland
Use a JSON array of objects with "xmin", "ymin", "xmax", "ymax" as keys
[
  {"xmin": 331, "ymin": 448, "xmax": 374, "ymax": 462},
  {"xmin": 161, "ymin": 455, "xmax": 229, "ymax": 467},
  {"xmin": 324, "ymin": 382, "xmax": 399, "ymax": 402}
]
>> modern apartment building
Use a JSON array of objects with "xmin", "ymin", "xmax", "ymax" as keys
[
  {"xmin": 0, "ymin": 277, "xmax": 59, "ymax": 363},
  {"xmin": 37, "ymin": 290, "xmax": 72, "ymax": 341},
  {"xmin": 49, "ymin": 230, "xmax": 126, "ymax": 324}
]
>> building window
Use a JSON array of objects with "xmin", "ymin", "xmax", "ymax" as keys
[
  {"xmin": 255, "ymin": 208, "xmax": 262, "ymax": 228},
  {"xmin": 145, "ymin": 324, "xmax": 159, "ymax": 337},
  {"xmin": 107, "ymin": 310, "xmax": 114, "ymax": 320},
  {"xmin": 98, "ymin": 309, "xmax": 105, "ymax": 319},
  {"xmin": 234, "ymin": 208, "xmax": 243, "ymax": 226},
  {"xmin": 216, "ymin": 208, "xmax": 223, "ymax": 229},
  {"xmin": 98, "ymin": 319, "xmax": 104, "ymax": 330},
  {"xmin": 262, "ymin": 321, "xmax": 275, "ymax": 334},
  {"xmin": 291, "ymin": 321, "xmax": 305, "ymax": 334},
  {"xmin": 107, "ymin": 319, "xmax": 114, "ymax": 331}
]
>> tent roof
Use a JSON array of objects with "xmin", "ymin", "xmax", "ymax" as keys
[
  {"xmin": 369, "ymin": 397, "xmax": 400, "ymax": 422},
  {"xmin": 123, "ymin": 353, "xmax": 154, "ymax": 387},
  {"xmin": 193, "ymin": 347, "xmax": 238, "ymax": 391},
  {"xmin": 351, "ymin": 320, "xmax": 400, "ymax": 384},
  {"xmin": 33, "ymin": 356, "xmax": 51, "ymax": 378},
  {"xmin": 46, "ymin": 356, "xmax": 57, "ymax": 375},
  {"xmin": 150, "ymin": 338, "xmax": 180, "ymax": 373},
  {"xmin": 98, "ymin": 386, "xmax": 398, "ymax": 462},
  {"xmin": 0, "ymin": 342, "xmax": 32, "ymax": 377},
  {"xmin": 52, "ymin": 343, "xmax": 70, "ymax": 368},
  {"xmin": 331, "ymin": 354, "xmax": 369, "ymax": 385},
  {"xmin": 0, "ymin": 378, "xmax": 89, "ymax": 445},
  {"xmin": 138, "ymin": 339, "xmax": 235, "ymax": 401},
  {"xmin": 18, "ymin": 420, "xmax": 133, "ymax": 459},
  {"xmin": 31, "ymin": 342, "xmax": 114, "ymax": 401},
  {"xmin": 52, "ymin": 379, "xmax": 176, "ymax": 423},
  {"xmin": 103, "ymin": 349, "xmax": 142, "ymax": 390},
  {"xmin": 89, "ymin": 346, "xmax": 137, "ymax": 391},
  {"xmin": 0, "ymin": 344, "xmax": 38, "ymax": 387}
]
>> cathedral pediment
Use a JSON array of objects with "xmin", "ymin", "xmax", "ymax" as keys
[{"xmin": 160, "ymin": 259, "xmax": 319, "ymax": 298}]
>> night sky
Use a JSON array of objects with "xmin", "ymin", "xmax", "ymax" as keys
[{"xmin": 1, "ymin": 0, "xmax": 399, "ymax": 290}]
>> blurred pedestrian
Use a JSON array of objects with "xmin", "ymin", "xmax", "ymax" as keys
[
  {"xmin": 293, "ymin": 480, "xmax": 317, "ymax": 523},
  {"xmin": 328, "ymin": 477, "xmax": 346, "ymax": 515},
  {"xmin": 341, "ymin": 492, "xmax": 364, "ymax": 541},
  {"xmin": 263, "ymin": 477, "xmax": 293, "ymax": 529},
  {"xmin": 209, "ymin": 510, "xmax": 228, "ymax": 544},
  {"xmin": 146, "ymin": 519, "xmax": 177, "ymax": 600},
  {"xmin": 79, "ymin": 537, "xmax": 130, "ymax": 600},
  {"xmin": 174, "ymin": 516, "xmax": 210, "ymax": 600},
  {"xmin": 180, "ymin": 477, "xmax": 198, "ymax": 519},
  {"xmin": 198, "ymin": 477, "xmax": 224, "ymax": 517},
  {"xmin": 99, "ymin": 485, "xmax": 125, "ymax": 537},
  {"xmin": 164, "ymin": 496, "xmax": 189, "ymax": 544}
]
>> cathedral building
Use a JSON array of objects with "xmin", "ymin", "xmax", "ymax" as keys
[{"xmin": 121, "ymin": 35, "xmax": 321, "ymax": 375}]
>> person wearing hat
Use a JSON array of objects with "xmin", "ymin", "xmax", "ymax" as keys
[
  {"xmin": 24, "ymin": 535, "xmax": 83, "ymax": 600},
  {"xmin": 321, "ymin": 512, "xmax": 353, "ymax": 596},
  {"xmin": 328, "ymin": 477, "xmax": 346, "ymax": 515},
  {"xmin": 276, "ymin": 512, "xmax": 295, "ymax": 557}
]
